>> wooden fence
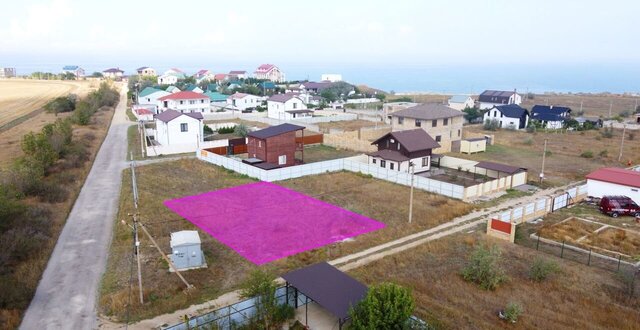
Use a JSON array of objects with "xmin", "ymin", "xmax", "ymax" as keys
[{"xmin": 295, "ymin": 134, "xmax": 323, "ymax": 145}]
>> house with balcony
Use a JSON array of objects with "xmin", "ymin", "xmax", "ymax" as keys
[
  {"xmin": 390, "ymin": 103, "xmax": 464, "ymax": 153},
  {"xmin": 478, "ymin": 90, "xmax": 522, "ymax": 109},
  {"xmin": 158, "ymin": 91, "xmax": 210, "ymax": 113},
  {"xmin": 254, "ymin": 64, "xmax": 286, "ymax": 82},
  {"xmin": 267, "ymin": 94, "xmax": 312, "ymax": 120},
  {"xmin": 368, "ymin": 129, "xmax": 440, "ymax": 173}
]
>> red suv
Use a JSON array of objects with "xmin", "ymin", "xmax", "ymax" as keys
[{"xmin": 599, "ymin": 196, "xmax": 640, "ymax": 218}]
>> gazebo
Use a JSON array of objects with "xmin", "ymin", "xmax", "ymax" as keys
[{"xmin": 282, "ymin": 262, "xmax": 368, "ymax": 329}]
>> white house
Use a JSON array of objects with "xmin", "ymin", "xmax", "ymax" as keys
[
  {"xmin": 227, "ymin": 92, "xmax": 262, "ymax": 111},
  {"xmin": 321, "ymin": 74, "xmax": 342, "ymax": 82},
  {"xmin": 133, "ymin": 107, "xmax": 154, "ymax": 121},
  {"xmin": 154, "ymin": 110, "xmax": 204, "ymax": 146},
  {"xmin": 136, "ymin": 66, "xmax": 157, "ymax": 76},
  {"xmin": 158, "ymin": 74, "xmax": 179, "ymax": 85},
  {"xmin": 229, "ymin": 70, "xmax": 248, "ymax": 79},
  {"xmin": 158, "ymin": 91, "xmax": 211, "ymax": 113},
  {"xmin": 530, "ymin": 105, "xmax": 572, "ymax": 129},
  {"xmin": 448, "ymin": 95, "xmax": 475, "ymax": 111},
  {"xmin": 102, "ymin": 67, "xmax": 124, "ymax": 79},
  {"xmin": 166, "ymin": 86, "xmax": 181, "ymax": 93},
  {"xmin": 483, "ymin": 104, "xmax": 529, "ymax": 130},
  {"xmin": 254, "ymin": 64, "xmax": 286, "ymax": 82},
  {"xmin": 586, "ymin": 167, "xmax": 640, "ymax": 204},
  {"xmin": 62, "ymin": 65, "xmax": 85, "ymax": 78},
  {"xmin": 137, "ymin": 87, "xmax": 170, "ymax": 108},
  {"xmin": 478, "ymin": 90, "xmax": 522, "ymax": 110},
  {"xmin": 170, "ymin": 230, "xmax": 205, "ymax": 270},
  {"xmin": 367, "ymin": 129, "xmax": 440, "ymax": 173},
  {"xmin": 267, "ymin": 94, "xmax": 312, "ymax": 120}
]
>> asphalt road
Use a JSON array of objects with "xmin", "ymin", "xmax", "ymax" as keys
[{"xmin": 20, "ymin": 87, "xmax": 130, "ymax": 330}]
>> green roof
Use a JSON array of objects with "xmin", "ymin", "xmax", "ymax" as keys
[
  {"xmin": 139, "ymin": 87, "xmax": 164, "ymax": 97},
  {"xmin": 203, "ymin": 91, "xmax": 228, "ymax": 102}
]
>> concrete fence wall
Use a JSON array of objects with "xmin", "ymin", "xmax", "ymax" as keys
[{"xmin": 324, "ymin": 128, "xmax": 389, "ymax": 153}]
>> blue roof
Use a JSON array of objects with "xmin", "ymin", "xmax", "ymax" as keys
[
  {"xmin": 261, "ymin": 81, "xmax": 276, "ymax": 89},
  {"xmin": 139, "ymin": 87, "xmax": 164, "ymax": 97},
  {"xmin": 531, "ymin": 105, "xmax": 571, "ymax": 122},
  {"xmin": 449, "ymin": 95, "xmax": 470, "ymax": 103},
  {"xmin": 63, "ymin": 65, "xmax": 79, "ymax": 70},
  {"xmin": 493, "ymin": 104, "xmax": 528, "ymax": 118},
  {"xmin": 203, "ymin": 91, "xmax": 228, "ymax": 102}
]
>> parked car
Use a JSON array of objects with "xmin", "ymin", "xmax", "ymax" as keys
[{"xmin": 599, "ymin": 195, "xmax": 640, "ymax": 218}]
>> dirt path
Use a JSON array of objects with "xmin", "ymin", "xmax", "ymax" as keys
[
  {"xmin": 20, "ymin": 86, "xmax": 130, "ymax": 330},
  {"xmin": 100, "ymin": 183, "xmax": 575, "ymax": 329}
]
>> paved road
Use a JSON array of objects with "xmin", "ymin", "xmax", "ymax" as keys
[{"xmin": 21, "ymin": 87, "xmax": 130, "ymax": 330}]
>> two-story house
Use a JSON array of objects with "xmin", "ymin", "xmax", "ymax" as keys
[
  {"xmin": 267, "ymin": 94, "xmax": 312, "ymax": 120},
  {"xmin": 102, "ymin": 67, "xmax": 124, "ymax": 79},
  {"xmin": 246, "ymin": 123, "xmax": 305, "ymax": 168},
  {"xmin": 254, "ymin": 64, "xmax": 286, "ymax": 82},
  {"xmin": 154, "ymin": 110, "xmax": 204, "ymax": 146},
  {"xmin": 390, "ymin": 103, "xmax": 464, "ymax": 153},
  {"xmin": 227, "ymin": 92, "xmax": 262, "ymax": 111},
  {"xmin": 368, "ymin": 129, "xmax": 440, "ymax": 173},
  {"xmin": 530, "ymin": 105, "xmax": 571, "ymax": 129},
  {"xmin": 136, "ymin": 66, "xmax": 157, "ymax": 76},
  {"xmin": 482, "ymin": 104, "xmax": 529, "ymax": 130},
  {"xmin": 137, "ymin": 87, "xmax": 170, "ymax": 110},
  {"xmin": 158, "ymin": 91, "xmax": 210, "ymax": 113},
  {"xmin": 478, "ymin": 90, "xmax": 522, "ymax": 110}
]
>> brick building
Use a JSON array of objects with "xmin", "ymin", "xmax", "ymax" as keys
[{"xmin": 246, "ymin": 124, "xmax": 305, "ymax": 168}]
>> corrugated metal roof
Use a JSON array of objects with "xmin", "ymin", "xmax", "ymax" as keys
[
  {"xmin": 493, "ymin": 104, "xmax": 528, "ymax": 119},
  {"xmin": 478, "ymin": 90, "xmax": 516, "ymax": 103},
  {"xmin": 475, "ymin": 161, "xmax": 526, "ymax": 174},
  {"xmin": 586, "ymin": 167, "xmax": 640, "ymax": 188},
  {"xmin": 155, "ymin": 110, "xmax": 203, "ymax": 123},
  {"xmin": 367, "ymin": 149, "xmax": 410, "ymax": 162},
  {"xmin": 372, "ymin": 129, "xmax": 440, "ymax": 152},
  {"xmin": 158, "ymin": 91, "xmax": 209, "ymax": 101},
  {"xmin": 170, "ymin": 230, "xmax": 201, "ymax": 247}
]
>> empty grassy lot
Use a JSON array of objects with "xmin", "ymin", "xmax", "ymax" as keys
[
  {"xmin": 100, "ymin": 159, "xmax": 473, "ymax": 321},
  {"xmin": 349, "ymin": 233, "xmax": 640, "ymax": 329},
  {"xmin": 521, "ymin": 93, "xmax": 639, "ymax": 118},
  {"xmin": 461, "ymin": 126, "xmax": 640, "ymax": 186},
  {"xmin": 301, "ymin": 144, "xmax": 359, "ymax": 163}
]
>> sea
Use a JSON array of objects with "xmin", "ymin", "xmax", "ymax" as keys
[{"xmin": 6, "ymin": 60, "xmax": 640, "ymax": 95}]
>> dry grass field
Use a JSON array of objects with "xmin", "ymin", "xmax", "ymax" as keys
[
  {"xmin": 460, "ymin": 126, "xmax": 640, "ymax": 186},
  {"xmin": 100, "ymin": 160, "xmax": 473, "ymax": 321},
  {"xmin": 349, "ymin": 233, "xmax": 640, "ymax": 329},
  {"xmin": 520, "ymin": 93, "xmax": 639, "ymax": 118},
  {"xmin": 317, "ymin": 119, "xmax": 387, "ymax": 132},
  {"xmin": 0, "ymin": 79, "xmax": 98, "ymax": 168}
]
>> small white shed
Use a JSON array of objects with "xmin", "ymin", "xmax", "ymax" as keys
[
  {"xmin": 170, "ymin": 230, "xmax": 205, "ymax": 270},
  {"xmin": 586, "ymin": 167, "xmax": 640, "ymax": 204}
]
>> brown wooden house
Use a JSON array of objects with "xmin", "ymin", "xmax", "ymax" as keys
[
  {"xmin": 368, "ymin": 129, "xmax": 440, "ymax": 173},
  {"xmin": 246, "ymin": 123, "xmax": 305, "ymax": 168}
]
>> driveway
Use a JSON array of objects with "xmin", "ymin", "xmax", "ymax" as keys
[{"xmin": 20, "ymin": 87, "xmax": 130, "ymax": 330}]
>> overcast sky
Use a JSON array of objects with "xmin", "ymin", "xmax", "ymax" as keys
[{"xmin": 1, "ymin": 0, "xmax": 638, "ymax": 67}]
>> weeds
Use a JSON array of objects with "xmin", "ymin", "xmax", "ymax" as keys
[
  {"xmin": 461, "ymin": 245, "xmax": 507, "ymax": 290},
  {"xmin": 529, "ymin": 257, "xmax": 560, "ymax": 282}
]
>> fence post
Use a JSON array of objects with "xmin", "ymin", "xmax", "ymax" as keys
[
  {"xmin": 587, "ymin": 249, "xmax": 591, "ymax": 266},
  {"xmin": 617, "ymin": 254, "xmax": 621, "ymax": 271},
  {"xmin": 536, "ymin": 235, "xmax": 540, "ymax": 250},
  {"xmin": 560, "ymin": 241, "xmax": 565, "ymax": 258}
]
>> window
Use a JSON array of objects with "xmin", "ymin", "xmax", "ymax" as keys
[
  {"xmin": 432, "ymin": 120, "xmax": 437, "ymax": 127},
  {"xmin": 390, "ymin": 163, "xmax": 394, "ymax": 170},
  {"xmin": 380, "ymin": 160, "xmax": 386, "ymax": 168},
  {"xmin": 422, "ymin": 157, "xmax": 429, "ymax": 167},
  {"xmin": 415, "ymin": 119, "xmax": 421, "ymax": 127},
  {"xmin": 180, "ymin": 123, "xmax": 188, "ymax": 132},
  {"xmin": 372, "ymin": 158, "xmax": 377, "ymax": 164},
  {"xmin": 397, "ymin": 143, "xmax": 400, "ymax": 150},
  {"xmin": 293, "ymin": 102, "xmax": 297, "ymax": 109},
  {"xmin": 180, "ymin": 100, "xmax": 184, "ymax": 105},
  {"xmin": 189, "ymin": 100, "xmax": 196, "ymax": 105},
  {"xmin": 458, "ymin": 129, "xmax": 461, "ymax": 137},
  {"xmin": 201, "ymin": 99, "xmax": 205, "ymax": 103},
  {"xmin": 397, "ymin": 117, "xmax": 404, "ymax": 125},
  {"xmin": 278, "ymin": 155, "xmax": 287, "ymax": 165},
  {"xmin": 443, "ymin": 118, "xmax": 448, "ymax": 126},
  {"xmin": 258, "ymin": 140, "xmax": 262, "ymax": 147},
  {"xmin": 435, "ymin": 135, "xmax": 441, "ymax": 142}
]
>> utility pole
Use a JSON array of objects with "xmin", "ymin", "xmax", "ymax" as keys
[
  {"xmin": 129, "ymin": 155, "xmax": 144, "ymax": 304},
  {"xmin": 618, "ymin": 124, "xmax": 626, "ymax": 162},
  {"xmin": 408, "ymin": 162, "xmax": 415, "ymax": 224},
  {"xmin": 579, "ymin": 100, "xmax": 583, "ymax": 114},
  {"xmin": 540, "ymin": 139, "xmax": 548, "ymax": 184},
  {"xmin": 138, "ymin": 222, "xmax": 193, "ymax": 289},
  {"xmin": 609, "ymin": 101, "xmax": 613, "ymax": 118}
]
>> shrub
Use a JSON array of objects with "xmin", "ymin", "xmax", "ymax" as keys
[
  {"xmin": 522, "ymin": 137, "xmax": 533, "ymax": 145},
  {"xmin": 234, "ymin": 124, "xmax": 249, "ymax": 137},
  {"xmin": 217, "ymin": 126, "xmax": 235, "ymax": 134},
  {"xmin": 483, "ymin": 119, "xmax": 500, "ymax": 131},
  {"xmin": 580, "ymin": 151, "xmax": 594, "ymax": 158},
  {"xmin": 44, "ymin": 95, "xmax": 77, "ymax": 114},
  {"xmin": 628, "ymin": 132, "xmax": 635, "ymax": 141},
  {"xmin": 203, "ymin": 125, "xmax": 214, "ymax": 135},
  {"xmin": 599, "ymin": 150, "xmax": 608, "ymax": 158},
  {"xmin": 36, "ymin": 181, "xmax": 69, "ymax": 203},
  {"xmin": 619, "ymin": 110, "xmax": 631, "ymax": 118},
  {"xmin": 502, "ymin": 302, "xmax": 523, "ymax": 323},
  {"xmin": 349, "ymin": 283, "xmax": 415, "ymax": 330},
  {"xmin": 239, "ymin": 269, "xmax": 292, "ymax": 329},
  {"xmin": 529, "ymin": 257, "xmax": 560, "ymax": 282},
  {"xmin": 461, "ymin": 245, "xmax": 507, "ymax": 290},
  {"xmin": 601, "ymin": 126, "xmax": 614, "ymax": 138},
  {"xmin": 9, "ymin": 157, "xmax": 45, "ymax": 196}
]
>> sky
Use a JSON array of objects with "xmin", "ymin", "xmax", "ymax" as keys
[{"xmin": 1, "ymin": 0, "xmax": 639, "ymax": 92}]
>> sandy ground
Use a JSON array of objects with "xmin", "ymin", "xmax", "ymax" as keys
[{"xmin": 0, "ymin": 79, "xmax": 97, "ymax": 168}]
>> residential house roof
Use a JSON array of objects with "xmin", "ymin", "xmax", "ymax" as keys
[
  {"xmin": 371, "ymin": 129, "xmax": 441, "ymax": 152},
  {"xmin": 158, "ymin": 91, "xmax": 209, "ymax": 101},
  {"xmin": 475, "ymin": 161, "xmax": 526, "ymax": 174},
  {"xmin": 229, "ymin": 70, "xmax": 247, "ymax": 74},
  {"xmin": 103, "ymin": 67, "xmax": 124, "ymax": 73},
  {"xmin": 492, "ymin": 104, "xmax": 528, "ymax": 119},
  {"xmin": 155, "ymin": 109, "xmax": 203, "ymax": 123},
  {"xmin": 135, "ymin": 108, "xmax": 153, "ymax": 115},
  {"xmin": 63, "ymin": 65, "xmax": 80, "ymax": 70},
  {"xmin": 367, "ymin": 149, "xmax": 410, "ymax": 162},
  {"xmin": 261, "ymin": 81, "xmax": 276, "ymax": 89},
  {"xmin": 391, "ymin": 103, "xmax": 463, "ymax": 121},
  {"xmin": 136, "ymin": 66, "xmax": 149, "ymax": 71},
  {"xmin": 300, "ymin": 81, "xmax": 332, "ymax": 90},
  {"xmin": 203, "ymin": 91, "xmax": 228, "ymax": 102},
  {"xmin": 195, "ymin": 69, "xmax": 210, "ymax": 77},
  {"xmin": 229, "ymin": 92, "xmax": 257, "ymax": 100},
  {"xmin": 478, "ymin": 90, "xmax": 517, "ymax": 103},
  {"xmin": 166, "ymin": 86, "xmax": 181, "ymax": 92},
  {"xmin": 255, "ymin": 64, "xmax": 277, "ymax": 73},
  {"xmin": 139, "ymin": 87, "xmax": 165, "ymax": 97},
  {"xmin": 531, "ymin": 105, "xmax": 572, "ymax": 122},
  {"xmin": 247, "ymin": 123, "xmax": 304, "ymax": 139},
  {"xmin": 268, "ymin": 94, "xmax": 301, "ymax": 103},
  {"xmin": 586, "ymin": 167, "xmax": 640, "ymax": 188},
  {"xmin": 449, "ymin": 95, "xmax": 472, "ymax": 103},
  {"xmin": 170, "ymin": 230, "xmax": 201, "ymax": 247},
  {"xmin": 184, "ymin": 84, "xmax": 202, "ymax": 92},
  {"xmin": 214, "ymin": 73, "xmax": 227, "ymax": 80}
]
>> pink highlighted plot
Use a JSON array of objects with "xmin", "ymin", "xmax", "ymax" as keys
[{"xmin": 164, "ymin": 182, "xmax": 385, "ymax": 265}]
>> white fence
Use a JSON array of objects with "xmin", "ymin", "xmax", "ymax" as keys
[
  {"xmin": 198, "ymin": 151, "xmax": 466, "ymax": 199},
  {"xmin": 148, "ymin": 140, "xmax": 228, "ymax": 157},
  {"xmin": 293, "ymin": 113, "xmax": 358, "ymax": 123}
]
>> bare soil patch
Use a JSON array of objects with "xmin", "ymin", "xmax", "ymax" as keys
[{"xmin": 538, "ymin": 217, "xmax": 602, "ymax": 242}]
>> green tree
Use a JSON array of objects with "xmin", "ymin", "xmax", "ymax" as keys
[
  {"xmin": 320, "ymin": 90, "xmax": 338, "ymax": 102},
  {"xmin": 44, "ymin": 95, "xmax": 77, "ymax": 115},
  {"xmin": 375, "ymin": 93, "xmax": 386, "ymax": 102},
  {"xmin": 461, "ymin": 245, "xmax": 507, "ymax": 290},
  {"xmin": 348, "ymin": 283, "xmax": 415, "ymax": 330},
  {"xmin": 462, "ymin": 106, "xmax": 481, "ymax": 123},
  {"xmin": 234, "ymin": 123, "xmax": 249, "ymax": 137},
  {"xmin": 239, "ymin": 270, "xmax": 278, "ymax": 329}
]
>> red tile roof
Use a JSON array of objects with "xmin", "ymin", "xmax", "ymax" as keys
[
  {"xmin": 586, "ymin": 167, "xmax": 640, "ymax": 188},
  {"xmin": 255, "ymin": 64, "xmax": 276, "ymax": 72},
  {"xmin": 158, "ymin": 91, "xmax": 209, "ymax": 101},
  {"xmin": 214, "ymin": 73, "xmax": 227, "ymax": 80},
  {"xmin": 135, "ymin": 108, "xmax": 153, "ymax": 115}
]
